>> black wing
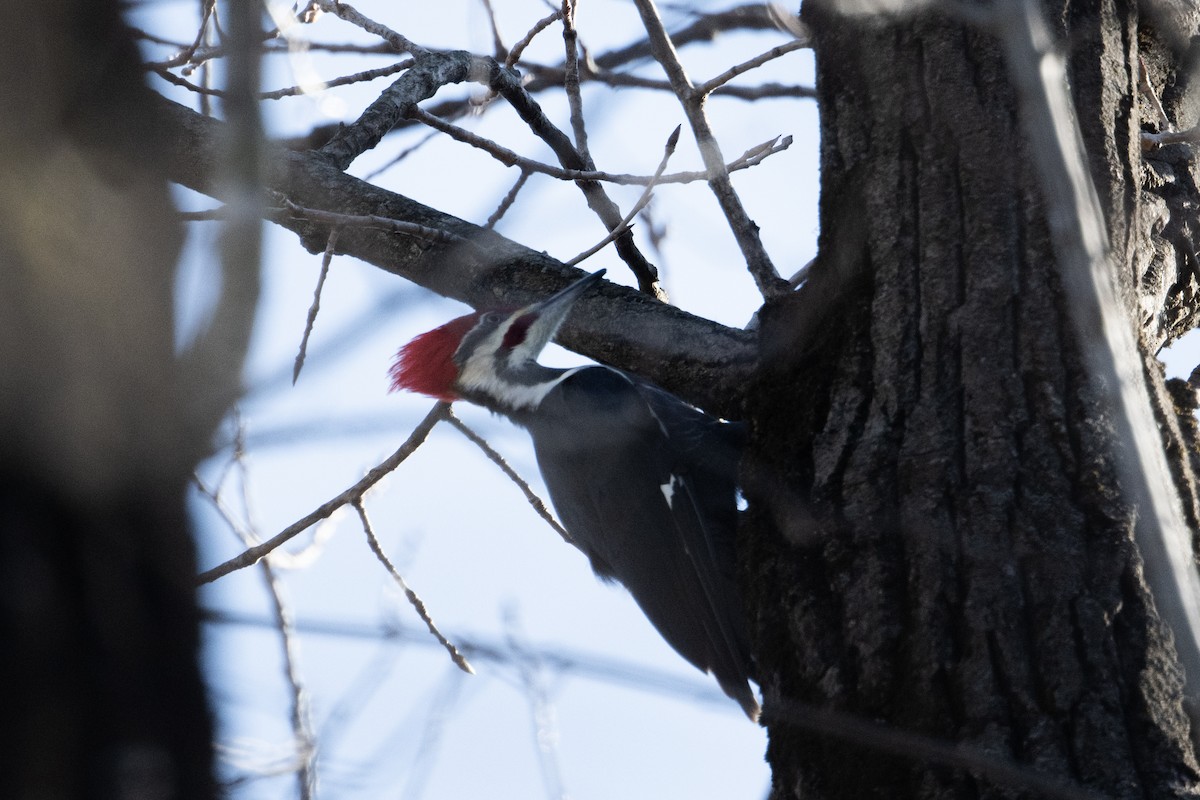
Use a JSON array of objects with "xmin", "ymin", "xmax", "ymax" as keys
[{"xmin": 515, "ymin": 367, "xmax": 757, "ymax": 717}]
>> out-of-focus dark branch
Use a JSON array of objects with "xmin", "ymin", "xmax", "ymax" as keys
[{"xmin": 179, "ymin": 0, "xmax": 264, "ymax": 452}]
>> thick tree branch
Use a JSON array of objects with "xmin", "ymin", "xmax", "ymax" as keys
[{"xmin": 152, "ymin": 95, "xmax": 756, "ymax": 417}]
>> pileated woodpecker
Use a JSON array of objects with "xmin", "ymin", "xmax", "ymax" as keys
[{"xmin": 389, "ymin": 269, "xmax": 758, "ymax": 719}]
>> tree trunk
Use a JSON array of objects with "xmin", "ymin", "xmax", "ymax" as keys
[{"xmin": 743, "ymin": 0, "xmax": 1200, "ymax": 796}]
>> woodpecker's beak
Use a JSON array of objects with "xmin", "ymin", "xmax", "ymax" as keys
[
  {"xmin": 514, "ymin": 268, "xmax": 606, "ymax": 355},
  {"xmin": 529, "ymin": 268, "xmax": 606, "ymax": 318}
]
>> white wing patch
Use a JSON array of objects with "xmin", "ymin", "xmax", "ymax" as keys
[{"xmin": 660, "ymin": 474, "xmax": 680, "ymax": 509}]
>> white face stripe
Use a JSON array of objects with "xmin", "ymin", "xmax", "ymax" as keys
[
  {"xmin": 458, "ymin": 362, "xmax": 585, "ymax": 410},
  {"xmin": 454, "ymin": 304, "xmax": 581, "ymax": 411}
]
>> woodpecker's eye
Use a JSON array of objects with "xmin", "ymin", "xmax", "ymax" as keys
[{"xmin": 502, "ymin": 313, "xmax": 535, "ymax": 349}]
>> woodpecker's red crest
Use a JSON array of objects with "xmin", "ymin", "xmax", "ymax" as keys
[{"xmin": 389, "ymin": 311, "xmax": 481, "ymax": 401}]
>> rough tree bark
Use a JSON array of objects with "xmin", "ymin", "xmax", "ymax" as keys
[
  {"xmin": 742, "ymin": 0, "xmax": 1200, "ymax": 797},
  {"xmin": 0, "ymin": 3, "xmax": 215, "ymax": 798}
]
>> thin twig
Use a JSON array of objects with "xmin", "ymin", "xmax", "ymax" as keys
[
  {"xmin": 239, "ymin": 474, "xmax": 317, "ymax": 800},
  {"xmin": 152, "ymin": 60, "xmax": 413, "ymax": 99},
  {"xmin": 194, "ymin": 459, "xmax": 317, "ymax": 799},
  {"xmin": 561, "ymin": 0, "xmax": 590, "ymax": 162},
  {"xmin": 181, "ymin": 0, "xmax": 217, "ymax": 70},
  {"xmin": 294, "ymin": 228, "xmax": 339, "ymax": 385},
  {"xmin": 364, "ymin": 129, "xmax": 441, "ymax": 181},
  {"xmin": 504, "ymin": 612, "xmax": 570, "ymax": 800},
  {"xmin": 1138, "ymin": 54, "xmax": 1172, "ymax": 131},
  {"xmin": 184, "ymin": 201, "xmax": 476, "ymax": 249},
  {"xmin": 478, "ymin": 0, "xmax": 507, "ymax": 58},
  {"xmin": 197, "ymin": 403, "xmax": 450, "ymax": 584},
  {"xmin": 397, "ymin": 669, "xmax": 469, "ymax": 800},
  {"xmin": 507, "ymin": 10, "xmax": 563, "ymax": 68},
  {"xmin": 409, "ymin": 106, "xmax": 791, "ymax": 185},
  {"xmin": 481, "ymin": 58, "xmax": 664, "ymax": 294},
  {"xmin": 263, "ymin": 60, "xmax": 413, "ymax": 99},
  {"xmin": 565, "ymin": 125, "xmax": 680, "ymax": 268},
  {"xmin": 444, "ymin": 410, "xmax": 573, "ymax": 546},
  {"xmin": 696, "ymin": 39, "xmax": 809, "ymax": 95},
  {"xmin": 486, "ymin": 168, "xmax": 533, "ymax": 230},
  {"xmin": 524, "ymin": 61, "xmax": 816, "ymax": 100},
  {"xmin": 353, "ymin": 499, "xmax": 475, "ymax": 674}
]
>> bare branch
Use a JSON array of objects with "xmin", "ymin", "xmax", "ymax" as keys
[
  {"xmin": 630, "ymin": 0, "xmax": 788, "ymax": 299},
  {"xmin": 565, "ymin": 126, "xmax": 680, "ymax": 269},
  {"xmin": 561, "ymin": 0, "xmax": 590, "ymax": 162},
  {"xmin": 311, "ymin": 0, "xmax": 428, "ymax": 57},
  {"xmin": 197, "ymin": 403, "xmax": 450, "ymax": 584},
  {"xmin": 486, "ymin": 168, "xmax": 533, "ymax": 230},
  {"xmin": 696, "ymin": 39, "xmax": 809, "ymax": 96},
  {"xmin": 364, "ymin": 128, "xmax": 441, "ymax": 181},
  {"xmin": 523, "ymin": 61, "xmax": 815, "ymax": 100},
  {"xmin": 444, "ymin": 410, "xmax": 573, "ymax": 546},
  {"xmin": 478, "ymin": 0, "xmax": 507, "ymax": 59},
  {"xmin": 507, "ymin": 10, "xmax": 563, "ymax": 68},
  {"xmin": 293, "ymin": 228, "xmax": 339, "ymax": 385},
  {"xmin": 194, "ymin": 462, "xmax": 316, "ymax": 798},
  {"xmin": 587, "ymin": 2, "xmax": 798, "ymax": 70},
  {"xmin": 482, "ymin": 57, "xmax": 664, "ymax": 296},
  {"xmin": 319, "ymin": 51, "xmax": 478, "ymax": 169},
  {"xmin": 156, "ymin": 96, "xmax": 760, "ymax": 417},
  {"xmin": 261, "ymin": 60, "xmax": 413, "ymax": 99},
  {"xmin": 353, "ymin": 499, "xmax": 475, "ymax": 674},
  {"xmin": 410, "ymin": 106, "xmax": 790, "ymax": 186}
]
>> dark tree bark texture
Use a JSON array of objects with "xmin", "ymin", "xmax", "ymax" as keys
[
  {"xmin": 0, "ymin": 3, "xmax": 214, "ymax": 798},
  {"xmin": 743, "ymin": 0, "xmax": 1200, "ymax": 797}
]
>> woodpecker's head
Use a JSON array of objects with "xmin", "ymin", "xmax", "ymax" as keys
[{"xmin": 390, "ymin": 269, "xmax": 606, "ymax": 410}]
